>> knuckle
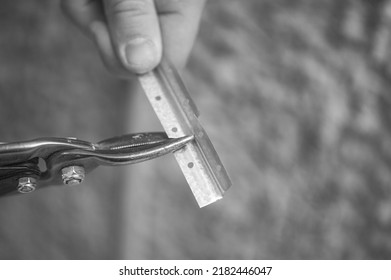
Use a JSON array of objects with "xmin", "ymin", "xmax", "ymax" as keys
[{"xmin": 109, "ymin": 0, "xmax": 151, "ymax": 18}]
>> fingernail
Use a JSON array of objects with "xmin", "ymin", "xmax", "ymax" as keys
[{"xmin": 122, "ymin": 37, "xmax": 158, "ymax": 73}]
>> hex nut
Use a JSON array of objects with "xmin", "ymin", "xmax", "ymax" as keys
[
  {"xmin": 61, "ymin": 166, "xmax": 85, "ymax": 186},
  {"xmin": 17, "ymin": 177, "xmax": 37, "ymax": 194}
]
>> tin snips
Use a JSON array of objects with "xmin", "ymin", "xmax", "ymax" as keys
[
  {"xmin": 0, "ymin": 133, "xmax": 193, "ymax": 196},
  {"xmin": 0, "ymin": 61, "xmax": 231, "ymax": 207}
]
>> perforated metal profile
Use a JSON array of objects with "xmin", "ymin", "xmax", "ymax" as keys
[{"xmin": 138, "ymin": 60, "xmax": 231, "ymax": 207}]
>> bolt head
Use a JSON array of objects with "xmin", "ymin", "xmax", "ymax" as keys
[
  {"xmin": 17, "ymin": 177, "xmax": 37, "ymax": 194},
  {"xmin": 61, "ymin": 166, "xmax": 85, "ymax": 186}
]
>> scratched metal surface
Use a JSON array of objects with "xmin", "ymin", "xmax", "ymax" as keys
[{"xmin": 2, "ymin": 0, "xmax": 391, "ymax": 259}]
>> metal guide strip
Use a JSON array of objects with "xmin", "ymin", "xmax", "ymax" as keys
[{"xmin": 138, "ymin": 60, "xmax": 231, "ymax": 207}]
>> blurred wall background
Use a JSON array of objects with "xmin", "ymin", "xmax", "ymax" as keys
[{"xmin": 1, "ymin": 0, "xmax": 391, "ymax": 259}]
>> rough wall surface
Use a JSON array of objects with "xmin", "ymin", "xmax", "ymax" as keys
[{"xmin": 1, "ymin": 0, "xmax": 391, "ymax": 259}]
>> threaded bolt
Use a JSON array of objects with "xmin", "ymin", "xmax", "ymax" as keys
[
  {"xmin": 17, "ymin": 177, "xmax": 37, "ymax": 194},
  {"xmin": 61, "ymin": 166, "xmax": 85, "ymax": 186}
]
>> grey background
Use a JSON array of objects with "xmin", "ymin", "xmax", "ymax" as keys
[{"xmin": 1, "ymin": 0, "xmax": 391, "ymax": 259}]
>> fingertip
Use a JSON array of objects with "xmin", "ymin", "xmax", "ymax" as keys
[
  {"xmin": 102, "ymin": 0, "xmax": 162, "ymax": 74},
  {"xmin": 120, "ymin": 36, "xmax": 161, "ymax": 74}
]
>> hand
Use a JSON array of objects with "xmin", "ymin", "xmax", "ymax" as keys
[{"xmin": 61, "ymin": 0, "xmax": 206, "ymax": 75}]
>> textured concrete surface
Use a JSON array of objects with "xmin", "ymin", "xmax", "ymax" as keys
[{"xmin": 1, "ymin": 0, "xmax": 391, "ymax": 259}]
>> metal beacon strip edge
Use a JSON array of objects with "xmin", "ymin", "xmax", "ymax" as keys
[{"xmin": 138, "ymin": 60, "xmax": 232, "ymax": 208}]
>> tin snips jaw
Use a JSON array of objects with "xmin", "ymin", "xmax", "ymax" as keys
[{"xmin": 0, "ymin": 132, "xmax": 194, "ymax": 196}]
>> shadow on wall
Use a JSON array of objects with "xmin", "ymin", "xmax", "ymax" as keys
[{"xmin": 1, "ymin": 0, "xmax": 391, "ymax": 259}]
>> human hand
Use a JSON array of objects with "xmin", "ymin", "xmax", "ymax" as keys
[{"xmin": 61, "ymin": 0, "xmax": 206, "ymax": 75}]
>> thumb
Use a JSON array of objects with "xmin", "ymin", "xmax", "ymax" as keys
[{"xmin": 103, "ymin": 0, "xmax": 162, "ymax": 74}]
